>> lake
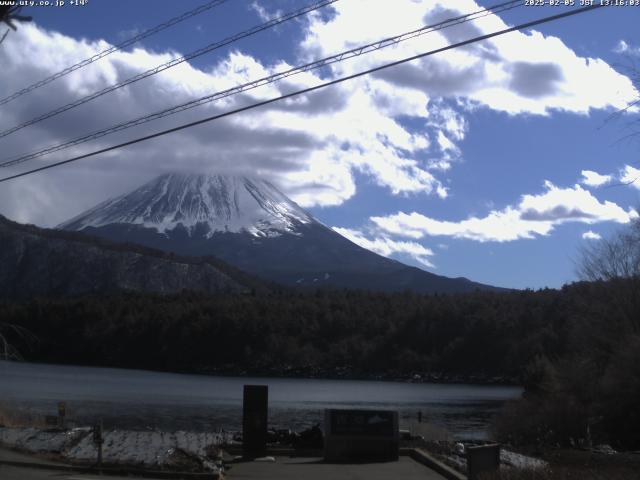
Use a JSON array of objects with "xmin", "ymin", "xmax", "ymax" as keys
[{"xmin": 0, "ymin": 361, "xmax": 522, "ymax": 439}]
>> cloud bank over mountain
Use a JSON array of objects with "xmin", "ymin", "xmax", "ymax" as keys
[{"xmin": 0, "ymin": 1, "xmax": 637, "ymax": 278}]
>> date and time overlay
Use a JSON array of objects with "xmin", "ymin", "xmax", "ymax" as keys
[{"xmin": 1, "ymin": 0, "xmax": 640, "ymax": 8}]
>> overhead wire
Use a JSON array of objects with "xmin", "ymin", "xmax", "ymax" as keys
[
  {"xmin": 0, "ymin": 0, "xmax": 230, "ymax": 107},
  {"xmin": 0, "ymin": 3, "xmax": 606, "ymax": 184},
  {"xmin": 0, "ymin": 0, "xmax": 339, "ymax": 139},
  {"xmin": 0, "ymin": 0, "xmax": 523, "ymax": 168}
]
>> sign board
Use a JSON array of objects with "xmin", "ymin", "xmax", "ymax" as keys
[
  {"xmin": 242, "ymin": 385, "xmax": 268, "ymax": 458},
  {"xmin": 324, "ymin": 409, "xmax": 399, "ymax": 462},
  {"xmin": 467, "ymin": 443, "xmax": 500, "ymax": 480},
  {"xmin": 92, "ymin": 423, "xmax": 103, "ymax": 444},
  {"xmin": 330, "ymin": 410, "xmax": 395, "ymax": 436},
  {"xmin": 45, "ymin": 415, "xmax": 59, "ymax": 427}
]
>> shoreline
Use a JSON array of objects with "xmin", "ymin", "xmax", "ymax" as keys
[{"xmin": 0, "ymin": 359, "xmax": 521, "ymax": 387}]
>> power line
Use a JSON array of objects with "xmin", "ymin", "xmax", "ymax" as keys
[
  {"xmin": 0, "ymin": 0, "xmax": 338, "ymax": 139},
  {"xmin": 0, "ymin": 0, "xmax": 523, "ymax": 168},
  {"xmin": 0, "ymin": 0, "xmax": 229, "ymax": 107},
  {"xmin": 0, "ymin": 4, "xmax": 605, "ymax": 185},
  {"xmin": 1, "ymin": 4, "xmax": 606, "ymax": 185}
]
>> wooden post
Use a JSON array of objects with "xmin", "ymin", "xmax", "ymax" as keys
[
  {"xmin": 242, "ymin": 385, "xmax": 268, "ymax": 458},
  {"xmin": 93, "ymin": 420, "xmax": 103, "ymax": 467},
  {"xmin": 57, "ymin": 402, "xmax": 66, "ymax": 429}
]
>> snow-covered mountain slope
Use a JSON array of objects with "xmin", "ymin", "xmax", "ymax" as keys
[
  {"xmin": 60, "ymin": 172, "xmax": 501, "ymax": 294},
  {"xmin": 60, "ymin": 173, "xmax": 314, "ymax": 238}
]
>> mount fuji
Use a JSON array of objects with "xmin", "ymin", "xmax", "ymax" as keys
[{"xmin": 60, "ymin": 172, "xmax": 496, "ymax": 293}]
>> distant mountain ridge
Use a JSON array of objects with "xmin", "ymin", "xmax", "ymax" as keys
[
  {"xmin": 0, "ymin": 214, "xmax": 259, "ymax": 298},
  {"xmin": 60, "ymin": 172, "xmax": 500, "ymax": 294}
]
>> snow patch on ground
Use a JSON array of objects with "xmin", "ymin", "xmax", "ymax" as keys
[
  {"xmin": 501, "ymin": 449, "xmax": 548, "ymax": 470},
  {"xmin": 0, "ymin": 427, "xmax": 86, "ymax": 453},
  {"xmin": 435, "ymin": 443, "xmax": 548, "ymax": 473},
  {"xmin": 0, "ymin": 426, "xmax": 234, "ymax": 470}
]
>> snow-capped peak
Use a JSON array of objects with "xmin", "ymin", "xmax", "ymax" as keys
[{"xmin": 59, "ymin": 173, "xmax": 316, "ymax": 237}]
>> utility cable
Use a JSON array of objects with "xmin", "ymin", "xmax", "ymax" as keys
[
  {"xmin": 0, "ymin": 0, "xmax": 338, "ymax": 139},
  {"xmin": 0, "ymin": 0, "xmax": 522, "ymax": 168},
  {"xmin": 0, "ymin": 0, "xmax": 230, "ymax": 107},
  {"xmin": 0, "ymin": 4, "xmax": 606, "ymax": 184}
]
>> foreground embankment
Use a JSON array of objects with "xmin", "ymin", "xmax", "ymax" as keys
[
  {"xmin": 0, "ymin": 425, "xmax": 548, "ymax": 475},
  {"xmin": 0, "ymin": 426, "xmax": 231, "ymax": 472}
]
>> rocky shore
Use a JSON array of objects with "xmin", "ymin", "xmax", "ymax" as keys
[{"xmin": 194, "ymin": 364, "xmax": 520, "ymax": 385}]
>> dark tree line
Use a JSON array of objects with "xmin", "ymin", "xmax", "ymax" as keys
[
  {"xmin": 0, "ymin": 287, "xmax": 568, "ymax": 377},
  {"xmin": 492, "ymin": 277, "xmax": 640, "ymax": 450},
  {"xmin": 1, "ymin": 275, "xmax": 639, "ymax": 448}
]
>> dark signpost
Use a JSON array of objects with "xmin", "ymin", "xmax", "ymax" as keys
[
  {"xmin": 242, "ymin": 385, "xmax": 268, "ymax": 458},
  {"xmin": 467, "ymin": 443, "xmax": 500, "ymax": 480},
  {"xmin": 324, "ymin": 409, "xmax": 399, "ymax": 462},
  {"xmin": 92, "ymin": 421, "xmax": 104, "ymax": 467},
  {"xmin": 57, "ymin": 401, "xmax": 66, "ymax": 428}
]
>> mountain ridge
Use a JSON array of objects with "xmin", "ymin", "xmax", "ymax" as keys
[
  {"xmin": 0, "ymin": 214, "xmax": 269, "ymax": 298},
  {"xmin": 60, "ymin": 172, "xmax": 502, "ymax": 294}
]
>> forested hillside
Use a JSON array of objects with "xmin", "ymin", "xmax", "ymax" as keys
[
  {"xmin": 0, "ymin": 280, "xmax": 631, "ymax": 379},
  {"xmin": 2, "ymin": 277, "xmax": 639, "ymax": 447}
]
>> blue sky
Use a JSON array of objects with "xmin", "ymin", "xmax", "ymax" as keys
[{"xmin": 0, "ymin": 0, "xmax": 638, "ymax": 289}]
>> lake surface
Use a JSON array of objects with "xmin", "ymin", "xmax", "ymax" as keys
[{"xmin": 0, "ymin": 361, "xmax": 522, "ymax": 439}]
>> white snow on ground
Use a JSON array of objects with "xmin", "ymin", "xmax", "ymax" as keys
[
  {"xmin": 1, "ymin": 427, "xmax": 549, "ymax": 472},
  {"xmin": 0, "ymin": 427, "xmax": 234, "ymax": 470},
  {"xmin": 67, "ymin": 429, "xmax": 229, "ymax": 465},
  {"xmin": 439, "ymin": 445, "xmax": 548, "ymax": 472},
  {"xmin": 501, "ymin": 449, "xmax": 548, "ymax": 470},
  {"xmin": 0, "ymin": 427, "xmax": 87, "ymax": 453}
]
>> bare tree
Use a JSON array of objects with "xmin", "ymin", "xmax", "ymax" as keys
[
  {"xmin": 578, "ymin": 216, "xmax": 640, "ymax": 281},
  {"xmin": 605, "ymin": 57, "xmax": 640, "ymax": 138},
  {"xmin": 0, "ymin": 6, "xmax": 32, "ymax": 46},
  {"xmin": 580, "ymin": 57, "xmax": 640, "ymax": 280},
  {"xmin": 0, "ymin": 323, "xmax": 25, "ymax": 360}
]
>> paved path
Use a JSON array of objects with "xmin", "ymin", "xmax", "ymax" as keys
[
  {"xmin": 1, "ymin": 447, "xmax": 449, "ymax": 480},
  {"xmin": 0, "ymin": 464, "xmax": 150, "ymax": 480},
  {"xmin": 0, "ymin": 447, "xmax": 66, "ymax": 466},
  {"xmin": 227, "ymin": 456, "xmax": 448, "ymax": 479}
]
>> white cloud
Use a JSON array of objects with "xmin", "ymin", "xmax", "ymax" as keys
[
  {"xmin": 371, "ymin": 182, "xmax": 638, "ymax": 242},
  {"xmin": 303, "ymin": 0, "xmax": 638, "ymax": 116},
  {"xmin": 0, "ymin": 23, "xmax": 444, "ymax": 224},
  {"xmin": 249, "ymin": 2, "xmax": 284, "ymax": 23},
  {"xmin": 581, "ymin": 169, "xmax": 612, "ymax": 187},
  {"xmin": 333, "ymin": 227, "xmax": 435, "ymax": 267},
  {"xmin": 0, "ymin": 1, "xmax": 637, "ymax": 227},
  {"xmin": 614, "ymin": 40, "xmax": 640, "ymax": 56},
  {"xmin": 582, "ymin": 230, "xmax": 601, "ymax": 240},
  {"xmin": 620, "ymin": 165, "xmax": 640, "ymax": 188},
  {"xmin": 578, "ymin": 164, "xmax": 640, "ymax": 190}
]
